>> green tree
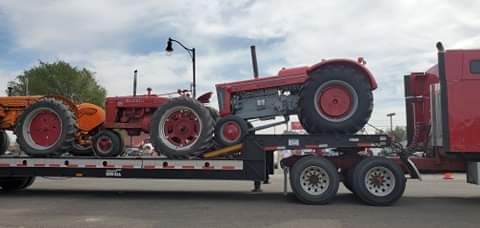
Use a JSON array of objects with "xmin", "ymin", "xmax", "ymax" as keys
[
  {"xmin": 374, "ymin": 126, "xmax": 407, "ymax": 142},
  {"xmin": 6, "ymin": 61, "xmax": 106, "ymax": 106}
]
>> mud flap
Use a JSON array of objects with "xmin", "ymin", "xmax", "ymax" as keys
[{"xmin": 399, "ymin": 154, "xmax": 422, "ymax": 180}]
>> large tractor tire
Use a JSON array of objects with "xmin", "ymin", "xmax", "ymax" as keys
[
  {"xmin": 150, "ymin": 96, "xmax": 214, "ymax": 159},
  {"xmin": 15, "ymin": 98, "xmax": 77, "ymax": 157},
  {"xmin": 298, "ymin": 64, "xmax": 373, "ymax": 134},
  {"xmin": 0, "ymin": 130, "xmax": 10, "ymax": 155}
]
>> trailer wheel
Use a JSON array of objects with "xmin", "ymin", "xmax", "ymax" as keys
[
  {"xmin": 15, "ymin": 98, "xmax": 77, "ymax": 157},
  {"xmin": 151, "ymin": 97, "xmax": 214, "ymax": 158},
  {"xmin": 214, "ymin": 115, "xmax": 249, "ymax": 147},
  {"xmin": 92, "ymin": 130, "xmax": 124, "ymax": 157},
  {"xmin": 352, "ymin": 157, "xmax": 406, "ymax": 206},
  {"xmin": 290, "ymin": 156, "xmax": 339, "ymax": 204},
  {"xmin": 298, "ymin": 64, "xmax": 373, "ymax": 134},
  {"xmin": 0, "ymin": 130, "xmax": 10, "ymax": 155},
  {"xmin": 0, "ymin": 177, "xmax": 35, "ymax": 191}
]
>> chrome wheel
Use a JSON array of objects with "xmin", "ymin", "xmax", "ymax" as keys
[
  {"xmin": 300, "ymin": 165, "xmax": 330, "ymax": 196},
  {"xmin": 364, "ymin": 166, "xmax": 396, "ymax": 197}
]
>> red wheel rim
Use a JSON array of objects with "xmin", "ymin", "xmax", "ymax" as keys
[
  {"xmin": 161, "ymin": 107, "xmax": 201, "ymax": 150},
  {"xmin": 28, "ymin": 110, "xmax": 62, "ymax": 147},
  {"xmin": 97, "ymin": 136, "xmax": 113, "ymax": 153},
  {"xmin": 317, "ymin": 84, "xmax": 353, "ymax": 119},
  {"xmin": 221, "ymin": 121, "xmax": 241, "ymax": 143}
]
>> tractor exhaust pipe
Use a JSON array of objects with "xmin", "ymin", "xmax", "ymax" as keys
[
  {"xmin": 133, "ymin": 69, "xmax": 138, "ymax": 96},
  {"xmin": 250, "ymin": 45, "xmax": 259, "ymax": 79}
]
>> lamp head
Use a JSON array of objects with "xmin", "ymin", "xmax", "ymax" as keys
[{"xmin": 165, "ymin": 38, "xmax": 174, "ymax": 53}]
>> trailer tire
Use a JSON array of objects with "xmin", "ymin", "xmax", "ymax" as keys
[
  {"xmin": 92, "ymin": 130, "xmax": 124, "ymax": 157},
  {"xmin": 289, "ymin": 156, "xmax": 339, "ymax": 204},
  {"xmin": 15, "ymin": 98, "xmax": 77, "ymax": 157},
  {"xmin": 298, "ymin": 64, "xmax": 373, "ymax": 134},
  {"xmin": 0, "ymin": 130, "xmax": 10, "ymax": 155},
  {"xmin": 151, "ymin": 97, "xmax": 214, "ymax": 158},
  {"xmin": 0, "ymin": 177, "xmax": 35, "ymax": 191},
  {"xmin": 352, "ymin": 157, "xmax": 406, "ymax": 206}
]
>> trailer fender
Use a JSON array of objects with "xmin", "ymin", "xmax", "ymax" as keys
[{"xmin": 307, "ymin": 59, "xmax": 377, "ymax": 90}]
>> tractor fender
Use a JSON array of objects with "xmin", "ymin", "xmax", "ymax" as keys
[
  {"xmin": 307, "ymin": 59, "xmax": 377, "ymax": 90},
  {"xmin": 76, "ymin": 103, "xmax": 105, "ymax": 132}
]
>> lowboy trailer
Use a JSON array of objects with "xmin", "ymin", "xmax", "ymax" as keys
[{"xmin": 0, "ymin": 133, "xmax": 403, "ymax": 205}]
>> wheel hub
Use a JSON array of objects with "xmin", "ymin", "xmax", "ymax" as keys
[
  {"xmin": 318, "ymin": 85, "xmax": 352, "ymax": 118},
  {"xmin": 365, "ymin": 166, "xmax": 396, "ymax": 197},
  {"xmin": 28, "ymin": 110, "xmax": 61, "ymax": 147},
  {"xmin": 97, "ymin": 136, "xmax": 113, "ymax": 152},
  {"xmin": 300, "ymin": 166, "xmax": 329, "ymax": 195},
  {"xmin": 222, "ymin": 121, "xmax": 241, "ymax": 142},
  {"xmin": 161, "ymin": 107, "xmax": 201, "ymax": 149}
]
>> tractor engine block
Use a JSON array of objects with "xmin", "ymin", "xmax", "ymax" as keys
[{"xmin": 231, "ymin": 84, "xmax": 301, "ymax": 120}]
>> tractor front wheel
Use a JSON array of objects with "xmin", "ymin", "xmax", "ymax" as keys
[
  {"xmin": 92, "ymin": 130, "xmax": 124, "ymax": 157},
  {"xmin": 214, "ymin": 115, "xmax": 249, "ymax": 146}
]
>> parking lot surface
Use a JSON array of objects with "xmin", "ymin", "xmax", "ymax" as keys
[{"xmin": 0, "ymin": 174, "xmax": 479, "ymax": 228}]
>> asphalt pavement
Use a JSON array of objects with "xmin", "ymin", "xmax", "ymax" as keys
[{"xmin": 0, "ymin": 173, "xmax": 479, "ymax": 228}]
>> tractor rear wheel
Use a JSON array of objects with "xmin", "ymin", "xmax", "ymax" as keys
[
  {"xmin": 0, "ymin": 130, "xmax": 10, "ymax": 155},
  {"xmin": 298, "ymin": 64, "xmax": 373, "ymax": 134},
  {"xmin": 150, "ymin": 96, "xmax": 214, "ymax": 159},
  {"xmin": 15, "ymin": 98, "xmax": 77, "ymax": 157}
]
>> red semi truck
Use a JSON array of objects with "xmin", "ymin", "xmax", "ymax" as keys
[{"xmin": 0, "ymin": 42, "xmax": 480, "ymax": 206}]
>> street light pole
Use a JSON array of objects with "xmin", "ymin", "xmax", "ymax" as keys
[
  {"xmin": 165, "ymin": 37, "xmax": 196, "ymax": 98},
  {"xmin": 386, "ymin": 112, "xmax": 396, "ymax": 133}
]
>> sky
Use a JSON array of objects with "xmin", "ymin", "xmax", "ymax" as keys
[{"xmin": 0, "ymin": 0, "xmax": 479, "ymax": 130}]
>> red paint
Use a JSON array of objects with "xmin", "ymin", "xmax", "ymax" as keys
[
  {"xmin": 216, "ymin": 59, "xmax": 376, "ymax": 117},
  {"xmin": 162, "ymin": 109, "xmax": 200, "ymax": 148},
  {"xmin": 29, "ymin": 111, "xmax": 61, "ymax": 147},
  {"xmin": 317, "ymin": 85, "xmax": 352, "ymax": 118},
  {"xmin": 104, "ymin": 94, "xmax": 169, "ymax": 134},
  {"xmin": 222, "ymin": 121, "xmax": 241, "ymax": 142},
  {"xmin": 444, "ymin": 50, "xmax": 480, "ymax": 152},
  {"xmin": 98, "ymin": 137, "xmax": 113, "ymax": 151}
]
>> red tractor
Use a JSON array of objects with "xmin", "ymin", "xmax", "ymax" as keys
[
  {"xmin": 96, "ymin": 52, "xmax": 377, "ymax": 158},
  {"xmin": 213, "ymin": 58, "xmax": 377, "ymax": 146}
]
